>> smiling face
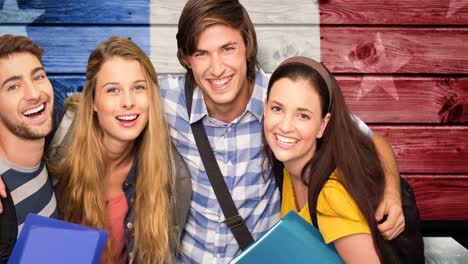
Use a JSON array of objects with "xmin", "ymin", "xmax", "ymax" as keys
[
  {"xmin": 187, "ymin": 23, "xmax": 252, "ymax": 122},
  {"xmin": 93, "ymin": 56, "xmax": 149, "ymax": 146},
  {"xmin": 264, "ymin": 77, "xmax": 330, "ymax": 172},
  {"xmin": 0, "ymin": 52, "xmax": 54, "ymax": 140}
]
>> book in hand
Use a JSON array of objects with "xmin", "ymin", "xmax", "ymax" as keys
[
  {"xmin": 8, "ymin": 213, "xmax": 108, "ymax": 264},
  {"xmin": 230, "ymin": 211, "xmax": 343, "ymax": 263}
]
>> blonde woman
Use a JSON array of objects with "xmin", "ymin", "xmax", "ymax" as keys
[{"xmin": 51, "ymin": 37, "xmax": 191, "ymax": 263}]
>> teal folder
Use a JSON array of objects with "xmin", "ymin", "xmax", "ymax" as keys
[
  {"xmin": 8, "ymin": 213, "xmax": 108, "ymax": 264},
  {"xmin": 230, "ymin": 211, "xmax": 343, "ymax": 263}
]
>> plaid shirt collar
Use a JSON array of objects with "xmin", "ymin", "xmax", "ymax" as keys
[{"xmin": 189, "ymin": 68, "xmax": 268, "ymax": 124}]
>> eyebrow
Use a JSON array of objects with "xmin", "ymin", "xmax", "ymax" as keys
[
  {"xmin": 1, "ymin": 66, "xmax": 46, "ymax": 89},
  {"xmin": 221, "ymin": 41, "xmax": 237, "ymax": 49},
  {"xmin": 101, "ymin": 81, "xmax": 120, "ymax": 88},
  {"xmin": 1, "ymin": 75, "xmax": 22, "ymax": 88},
  {"xmin": 271, "ymin": 100, "xmax": 313, "ymax": 113},
  {"xmin": 31, "ymin": 66, "xmax": 45, "ymax": 76},
  {"xmin": 101, "ymin": 79, "xmax": 147, "ymax": 88},
  {"xmin": 270, "ymin": 100, "xmax": 284, "ymax": 107},
  {"xmin": 194, "ymin": 41, "xmax": 238, "ymax": 54},
  {"xmin": 297, "ymin": 107, "xmax": 312, "ymax": 113}
]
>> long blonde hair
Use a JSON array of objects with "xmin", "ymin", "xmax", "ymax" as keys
[{"xmin": 56, "ymin": 37, "xmax": 175, "ymax": 263}]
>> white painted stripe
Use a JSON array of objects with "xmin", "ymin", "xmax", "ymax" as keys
[
  {"xmin": 10, "ymin": 167, "xmax": 48, "ymax": 205},
  {"xmin": 150, "ymin": 0, "xmax": 319, "ymax": 24},
  {"xmin": 150, "ymin": 1, "xmax": 321, "ymax": 74}
]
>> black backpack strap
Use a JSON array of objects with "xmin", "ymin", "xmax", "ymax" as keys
[{"xmin": 184, "ymin": 79, "xmax": 254, "ymax": 250}]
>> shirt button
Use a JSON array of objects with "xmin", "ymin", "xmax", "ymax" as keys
[{"xmin": 127, "ymin": 222, "xmax": 133, "ymax": 230}]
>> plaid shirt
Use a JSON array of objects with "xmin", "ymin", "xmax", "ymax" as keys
[
  {"xmin": 160, "ymin": 70, "xmax": 281, "ymax": 263},
  {"xmin": 159, "ymin": 70, "xmax": 371, "ymax": 263}
]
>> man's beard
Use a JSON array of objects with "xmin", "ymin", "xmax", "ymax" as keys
[{"xmin": 0, "ymin": 112, "xmax": 52, "ymax": 140}]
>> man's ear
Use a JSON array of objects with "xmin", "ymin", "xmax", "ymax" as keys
[{"xmin": 317, "ymin": 113, "xmax": 331, "ymax": 139}]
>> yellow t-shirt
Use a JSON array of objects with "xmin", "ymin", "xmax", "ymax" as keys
[{"xmin": 280, "ymin": 169, "xmax": 371, "ymax": 244}]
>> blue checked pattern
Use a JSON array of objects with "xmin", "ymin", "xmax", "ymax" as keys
[
  {"xmin": 159, "ymin": 69, "xmax": 371, "ymax": 263},
  {"xmin": 160, "ymin": 70, "xmax": 281, "ymax": 263}
]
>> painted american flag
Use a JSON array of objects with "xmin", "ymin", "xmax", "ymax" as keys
[{"xmin": 1, "ymin": 0, "xmax": 467, "ymax": 232}]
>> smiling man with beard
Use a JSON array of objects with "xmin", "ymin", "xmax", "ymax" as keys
[{"xmin": 0, "ymin": 34, "xmax": 58, "ymax": 262}]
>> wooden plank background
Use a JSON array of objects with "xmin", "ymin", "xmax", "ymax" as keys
[{"xmin": 1, "ymin": 0, "xmax": 467, "ymax": 224}]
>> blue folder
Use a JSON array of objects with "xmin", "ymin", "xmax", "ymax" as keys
[
  {"xmin": 8, "ymin": 213, "xmax": 108, "ymax": 264},
  {"xmin": 230, "ymin": 211, "xmax": 343, "ymax": 263}
]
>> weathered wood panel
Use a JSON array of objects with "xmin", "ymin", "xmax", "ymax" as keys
[
  {"xmin": 403, "ymin": 175, "xmax": 468, "ymax": 221},
  {"xmin": 371, "ymin": 126, "xmax": 468, "ymax": 174},
  {"xmin": 0, "ymin": 0, "xmax": 149, "ymax": 24},
  {"xmin": 4, "ymin": 26, "xmax": 468, "ymax": 75},
  {"xmin": 151, "ymin": 25, "xmax": 322, "ymax": 73},
  {"xmin": 151, "ymin": 0, "xmax": 319, "ymax": 24},
  {"xmin": 339, "ymin": 76, "xmax": 468, "ymax": 124},
  {"xmin": 0, "ymin": 0, "xmax": 318, "ymax": 25},
  {"xmin": 11, "ymin": 1, "xmax": 468, "ymax": 26},
  {"xmin": 0, "ymin": 26, "xmax": 320, "ymax": 74},
  {"xmin": 321, "ymin": 27, "xmax": 468, "ymax": 74},
  {"xmin": 0, "ymin": 26, "xmax": 150, "ymax": 74},
  {"xmin": 319, "ymin": 0, "xmax": 468, "ymax": 25},
  {"xmin": 49, "ymin": 77, "xmax": 85, "ymax": 108}
]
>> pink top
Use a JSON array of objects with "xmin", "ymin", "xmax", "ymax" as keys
[{"xmin": 106, "ymin": 192, "xmax": 129, "ymax": 264}]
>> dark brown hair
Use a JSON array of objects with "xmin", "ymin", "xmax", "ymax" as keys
[
  {"xmin": 262, "ymin": 58, "xmax": 401, "ymax": 263},
  {"xmin": 176, "ymin": 0, "xmax": 259, "ymax": 91},
  {"xmin": 0, "ymin": 34, "xmax": 44, "ymax": 63}
]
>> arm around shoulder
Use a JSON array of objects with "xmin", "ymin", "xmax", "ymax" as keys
[{"xmin": 372, "ymin": 133, "xmax": 405, "ymax": 240}]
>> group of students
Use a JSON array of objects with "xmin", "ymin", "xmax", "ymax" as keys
[{"xmin": 0, "ymin": 0, "xmax": 423, "ymax": 263}]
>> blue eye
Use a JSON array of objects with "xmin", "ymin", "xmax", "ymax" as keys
[
  {"xmin": 33, "ymin": 75, "xmax": 45, "ymax": 81},
  {"xmin": 7, "ymin": 84, "xmax": 19, "ymax": 91}
]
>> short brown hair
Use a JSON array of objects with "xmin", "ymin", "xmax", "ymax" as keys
[
  {"xmin": 0, "ymin": 34, "xmax": 44, "ymax": 63},
  {"xmin": 176, "ymin": 0, "xmax": 259, "ymax": 89}
]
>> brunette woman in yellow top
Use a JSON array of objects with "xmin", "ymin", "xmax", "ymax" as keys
[{"xmin": 262, "ymin": 57, "xmax": 409, "ymax": 263}]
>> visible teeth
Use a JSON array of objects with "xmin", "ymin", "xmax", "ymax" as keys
[
  {"xmin": 117, "ymin": 115, "xmax": 137, "ymax": 121},
  {"xmin": 211, "ymin": 76, "xmax": 232, "ymax": 87},
  {"xmin": 23, "ymin": 104, "xmax": 45, "ymax": 116},
  {"xmin": 277, "ymin": 135, "xmax": 297, "ymax": 144}
]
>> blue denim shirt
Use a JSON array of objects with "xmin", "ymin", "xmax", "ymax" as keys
[
  {"xmin": 122, "ymin": 157, "xmax": 137, "ymax": 260},
  {"xmin": 122, "ymin": 149, "xmax": 192, "ymax": 262}
]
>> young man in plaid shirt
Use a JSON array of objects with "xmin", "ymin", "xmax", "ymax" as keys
[{"xmin": 158, "ymin": 0, "xmax": 405, "ymax": 263}]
